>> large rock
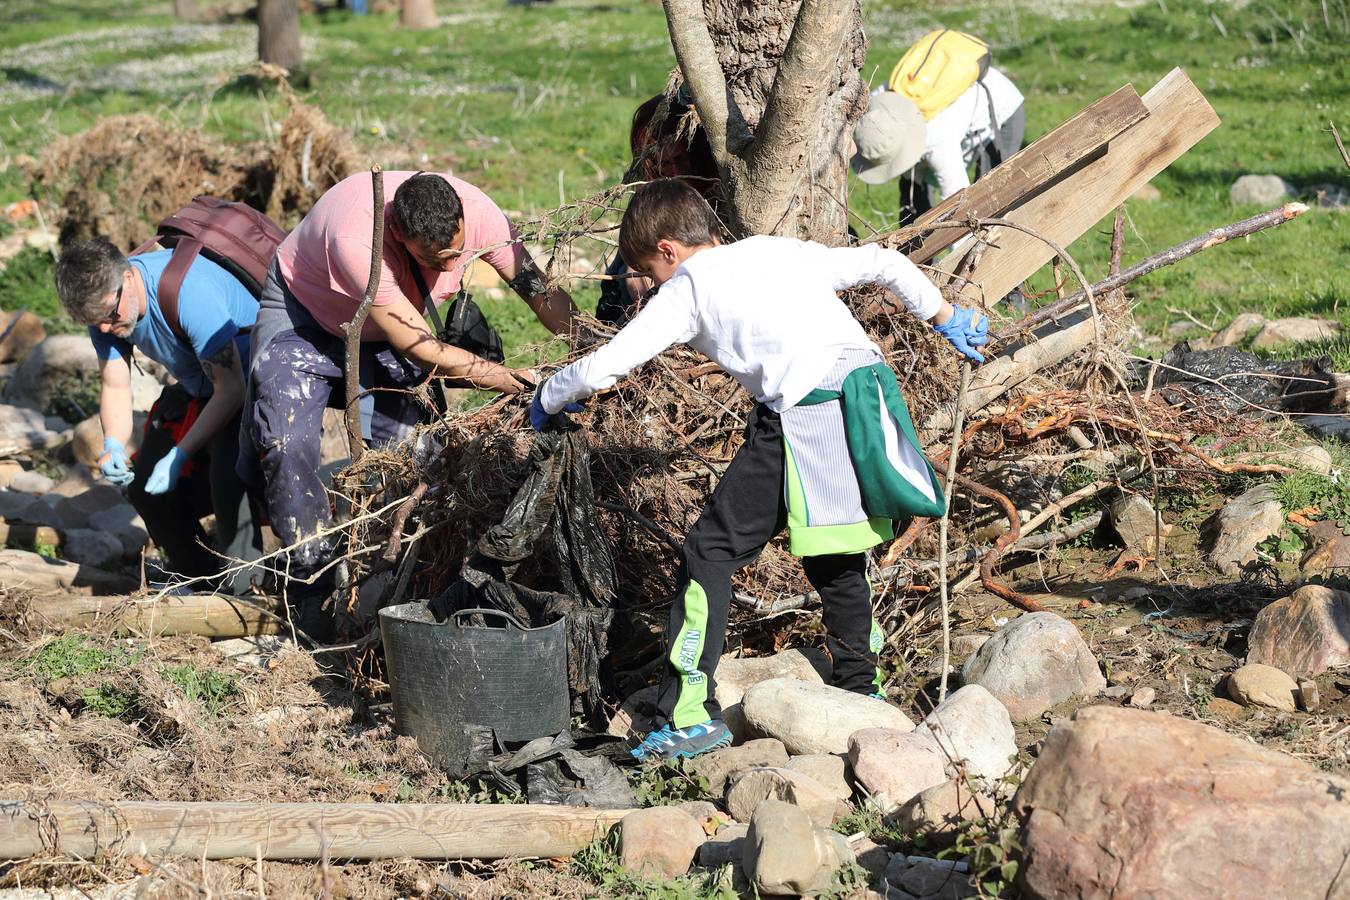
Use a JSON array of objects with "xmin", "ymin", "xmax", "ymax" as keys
[
  {"xmin": 961, "ymin": 613, "xmax": 1105, "ymax": 721},
  {"xmin": 913, "ymin": 684, "xmax": 1017, "ymax": 784},
  {"xmin": 1246, "ymin": 584, "xmax": 1350, "ymax": 677},
  {"xmin": 61, "ymin": 528, "xmax": 124, "ymax": 567},
  {"xmin": 0, "ymin": 403, "xmax": 66, "ymax": 452},
  {"xmin": 3, "ymin": 335, "xmax": 164, "ymax": 417},
  {"xmin": 896, "ymin": 856, "xmax": 975, "ymax": 899},
  {"xmin": 1199, "ymin": 484, "xmax": 1284, "ymax": 576},
  {"xmin": 847, "ymin": 728, "xmax": 947, "ymax": 811},
  {"xmin": 715, "ymin": 648, "xmax": 829, "ymax": 739},
  {"xmin": 0, "ymin": 548, "xmax": 135, "ymax": 594},
  {"xmin": 7, "ymin": 470, "xmax": 55, "ymax": 495},
  {"xmin": 1229, "ymin": 173, "xmax": 1294, "ymax": 205},
  {"xmin": 618, "ymin": 806, "xmax": 705, "ymax": 878},
  {"xmin": 690, "ymin": 738, "xmax": 789, "ymax": 796},
  {"xmin": 606, "ymin": 685, "xmax": 660, "ymax": 740},
  {"xmin": 0, "ymin": 310, "xmax": 46, "ymax": 364},
  {"xmin": 1209, "ymin": 312, "xmax": 1266, "ymax": 347},
  {"xmin": 1109, "ymin": 494, "xmax": 1168, "ymax": 554},
  {"xmin": 783, "ymin": 753, "xmax": 852, "ymax": 802},
  {"xmin": 71, "ymin": 415, "xmax": 103, "ymax": 468},
  {"xmin": 1225, "ymin": 663, "xmax": 1298, "ymax": 712},
  {"xmin": 1300, "ymin": 534, "xmax": 1350, "ymax": 576},
  {"xmin": 697, "ymin": 822, "xmax": 749, "ymax": 868},
  {"xmin": 725, "ymin": 766, "xmax": 839, "ymax": 827},
  {"xmin": 1251, "ymin": 317, "xmax": 1339, "ymax": 349},
  {"xmin": 86, "ymin": 503, "xmax": 148, "ymax": 557},
  {"xmin": 743, "ymin": 799, "xmax": 854, "ymax": 897},
  {"xmin": 1015, "ymin": 706, "xmax": 1350, "ymax": 900},
  {"xmin": 742, "ymin": 678, "xmax": 913, "ymax": 754},
  {"xmin": 890, "ymin": 779, "xmax": 995, "ymax": 848}
]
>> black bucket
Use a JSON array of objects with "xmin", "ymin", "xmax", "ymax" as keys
[{"xmin": 378, "ymin": 604, "xmax": 570, "ymax": 772}]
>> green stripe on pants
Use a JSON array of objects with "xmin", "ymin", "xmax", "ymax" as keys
[{"xmin": 669, "ymin": 579, "xmax": 712, "ymax": 728}]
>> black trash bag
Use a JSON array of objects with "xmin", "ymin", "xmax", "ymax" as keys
[
  {"xmin": 464, "ymin": 730, "xmax": 637, "ymax": 809},
  {"xmin": 430, "ymin": 427, "xmax": 618, "ymax": 718},
  {"xmin": 1134, "ymin": 342, "xmax": 1338, "ymax": 415}
]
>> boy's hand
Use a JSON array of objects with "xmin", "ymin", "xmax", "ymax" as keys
[
  {"xmin": 933, "ymin": 306, "xmax": 989, "ymax": 363},
  {"xmin": 529, "ymin": 380, "xmax": 585, "ymax": 431},
  {"xmin": 99, "ymin": 436, "xmax": 134, "ymax": 486}
]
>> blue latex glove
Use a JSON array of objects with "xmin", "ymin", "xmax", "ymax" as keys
[
  {"xmin": 529, "ymin": 384, "xmax": 585, "ymax": 432},
  {"xmin": 100, "ymin": 436, "xmax": 134, "ymax": 487},
  {"xmin": 933, "ymin": 306, "xmax": 990, "ymax": 363},
  {"xmin": 144, "ymin": 445, "xmax": 188, "ymax": 495}
]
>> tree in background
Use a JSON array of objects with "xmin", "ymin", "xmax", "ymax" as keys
[
  {"xmin": 258, "ymin": 0, "xmax": 303, "ymax": 71},
  {"xmin": 401, "ymin": 0, "xmax": 439, "ymax": 30},
  {"xmin": 662, "ymin": 0, "xmax": 866, "ymax": 245}
]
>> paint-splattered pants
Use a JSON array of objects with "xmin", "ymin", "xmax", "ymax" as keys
[{"xmin": 244, "ymin": 321, "xmax": 427, "ymax": 621}]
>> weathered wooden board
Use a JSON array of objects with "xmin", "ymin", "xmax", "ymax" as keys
[
  {"xmin": 22, "ymin": 593, "xmax": 282, "ymax": 637},
  {"xmin": 939, "ymin": 68, "xmax": 1220, "ymax": 305},
  {"xmin": 905, "ymin": 84, "xmax": 1150, "ymax": 264}
]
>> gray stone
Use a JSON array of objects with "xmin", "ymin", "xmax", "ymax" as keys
[
  {"xmin": 1251, "ymin": 316, "xmax": 1339, "ymax": 349},
  {"xmin": 618, "ymin": 806, "xmax": 705, "ymax": 878},
  {"xmin": 726, "ymin": 766, "xmax": 839, "ymax": 827},
  {"xmin": 0, "ymin": 403, "xmax": 64, "ymax": 452},
  {"xmin": 742, "ymin": 678, "xmax": 913, "ymax": 754},
  {"xmin": 1229, "ymin": 173, "xmax": 1294, "ymax": 206},
  {"xmin": 1110, "ymin": 494, "xmax": 1168, "ymax": 554},
  {"xmin": 715, "ymin": 648, "xmax": 830, "ymax": 739},
  {"xmin": 697, "ymin": 822, "xmax": 749, "ymax": 868},
  {"xmin": 0, "ymin": 310, "xmax": 45, "ymax": 365},
  {"xmin": 1199, "ymin": 484, "xmax": 1284, "ymax": 575},
  {"xmin": 1209, "ymin": 312, "xmax": 1267, "ymax": 347},
  {"xmin": 0, "ymin": 489, "xmax": 39, "ymax": 522},
  {"xmin": 847, "ymin": 728, "xmax": 947, "ymax": 811},
  {"xmin": 1302, "ymin": 415, "xmax": 1350, "ymax": 440},
  {"xmin": 690, "ymin": 738, "xmax": 789, "ymax": 796},
  {"xmin": 606, "ymin": 684, "xmax": 660, "ymax": 740},
  {"xmin": 86, "ymin": 504, "xmax": 148, "ymax": 558},
  {"xmin": 1247, "ymin": 584, "xmax": 1350, "ymax": 677},
  {"xmin": 71, "ymin": 414, "xmax": 103, "ymax": 468},
  {"xmin": 7, "ymin": 470, "xmax": 55, "ymax": 495},
  {"xmin": 882, "ymin": 853, "xmax": 912, "ymax": 891},
  {"xmin": 913, "ymin": 684, "xmax": 1017, "ymax": 784},
  {"xmin": 1226, "ymin": 663, "xmax": 1299, "ymax": 712},
  {"xmin": 1297, "ymin": 678, "xmax": 1320, "ymax": 712},
  {"xmin": 1309, "ymin": 183, "xmax": 1350, "ymax": 209},
  {"xmin": 961, "ymin": 612, "xmax": 1105, "ymax": 721},
  {"xmin": 1239, "ymin": 444, "xmax": 1334, "ymax": 476},
  {"xmin": 783, "ymin": 753, "xmax": 852, "ymax": 801},
  {"xmin": 890, "ymin": 780, "xmax": 994, "ymax": 849},
  {"xmin": 61, "ymin": 528, "xmax": 124, "ymax": 567},
  {"xmin": 211, "ymin": 635, "xmax": 293, "ymax": 669},
  {"xmin": 948, "ymin": 633, "xmax": 990, "ymax": 663},
  {"xmin": 1129, "ymin": 686, "xmax": 1157, "ymax": 708},
  {"xmin": 743, "ymin": 799, "xmax": 854, "ymax": 897},
  {"xmin": 899, "ymin": 856, "xmax": 974, "ymax": 899},
  {"xmin": 850, "ymin": 836, "xmax": 891, "ymax": 882}
]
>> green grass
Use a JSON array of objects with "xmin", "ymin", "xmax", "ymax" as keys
[
  {"xmin": 0, "ymin": 0, "xmax": 1345, "ymax": 357},
  {"xmin": 20, "ymin": 633, "xmax": 142, "ymax": 681},
  {"xmin": 160, "ymin": 662, "xmax": 240, "ymax": 718}
]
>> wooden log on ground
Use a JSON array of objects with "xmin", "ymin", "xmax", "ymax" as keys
[
  {"xmin": 0, "ymin": 800, "xmax": 631, "ymax": 861},
  {"xmin": 21, "ymin": 593, "xmax": 283, "ymax": 637},
  {"xmin": 0, "ymin": 548, "xmax": 136, "ymax": 596},
  {"xmin": 922, "ymin": 314, "xmax": 1098, "ymax": 440},
  {"xmin": 903, "ymin": 84, "xmax": 1150, "ymax": 265},
  {"xmin": 940, "ymin": 68, "xmax": 1220, "ymax": 306}
]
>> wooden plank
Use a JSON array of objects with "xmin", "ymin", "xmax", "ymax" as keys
[
  {"xmin": 904, "ymin": 84, "xmax": 1150, "ymax": 264},
  {"xmin": 22, "ymin": 593, "xmax": 283, "ymax": 637},
  {"xmin": 939, "ymin": 68, "xmax": 1220, "ymax": 306},
  {"xmin": 0, "ymin": 800, "xmax": 632, "ymax": 861}
]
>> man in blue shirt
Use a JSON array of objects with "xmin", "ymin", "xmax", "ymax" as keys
[{"xmin": 54, "ymin": 238, "xmax": 263, "ymax": 590}]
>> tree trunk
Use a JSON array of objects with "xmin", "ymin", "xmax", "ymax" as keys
[
  {"xmin": 664, "ymin": 0, "xmax": 866, "ymax": 244},
  {"xmin": 400, "ymin": 0, "xmax": 438, "ymax": 29},
  {"xmin": 257, "ymin": 0, "xmax": 302, "ymax": 72},
  {"xmin": 174, "ymin": 0, "xmax": 199, "ymax": 20}
]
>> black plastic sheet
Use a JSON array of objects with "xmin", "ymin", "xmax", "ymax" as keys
[{"xmin": 1134, "ymin": 342, "xmax": 1339, "ymax": 415}]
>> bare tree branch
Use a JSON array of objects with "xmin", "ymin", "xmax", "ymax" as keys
[
  {"xmin": 738, "ymin": 0, "xmax": 852, "ymax": 235},
  {"xmin": 660, "ymin": 0, "xmax": 744, "ymax": 169}
]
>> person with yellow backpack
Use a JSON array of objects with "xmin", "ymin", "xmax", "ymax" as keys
[{"xmin": 852, "ymin": 30, "xmax": 1025, "ymax": 225}]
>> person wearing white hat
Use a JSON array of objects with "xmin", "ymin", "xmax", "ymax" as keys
[{"xmin": 852, "ymin": 66, "xmax": 1025, "ymax": 225}]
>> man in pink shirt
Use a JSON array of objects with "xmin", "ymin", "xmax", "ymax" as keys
[{"xmin": 242, "ymin": 171, "xmax": 578, "ymax": 640}]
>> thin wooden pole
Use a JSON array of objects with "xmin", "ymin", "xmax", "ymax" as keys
[
  {"xmin": 343, "ymin": 165, "xmax": 385, "ymax": 461},
  {"xmin": 937, "ymin": 362, "xmax": 971, "ymax": 703},
  {"xmin": 0, "ymin": 800, "xmax": 631, "ymax": 861},
  {"xmin": 22, "ymin": 594, "xmax": 284, "ymax": 638}
]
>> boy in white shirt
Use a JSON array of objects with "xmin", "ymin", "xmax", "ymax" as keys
[{"xmin": 533, "ymin": 179, "xmax": 988, "ymax": 760}]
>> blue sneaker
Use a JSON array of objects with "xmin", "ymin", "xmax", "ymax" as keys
[{"xmin": 630, "ymin": 720, "xmax": 733, "ymax": 761}]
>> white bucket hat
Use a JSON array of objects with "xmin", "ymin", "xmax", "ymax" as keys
[{"xmin": 851, "ymin": 92, "xmax": 927, "ymax": 185}]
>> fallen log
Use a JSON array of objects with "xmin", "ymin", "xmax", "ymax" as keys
[
  {"xmin": 21, "ymin": 593, "xmax": 284, "ymax": 637},
  {"xmin": 902, "ymin": 84, "xmax": 1150, "ymax": 264},
  {"xmin": 0, "ymin": 548, "xmax": 136, "ymax": 596},
  {"xmin": 0, "ymin": 800, "xmax": 630, "ymax": 861},
  {"xmin": 940, "ymin": 67, "xmax": 1220, "ymax": 306}
]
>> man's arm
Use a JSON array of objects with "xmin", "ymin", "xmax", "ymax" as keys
[
  {"xmin": 175, "ymin": 339, "xmax": 246, "ymax": 457},
  {"xmin": 368, "ymin": 295, "xmax": 532, "ymax": 393},
  {"xmin": 97, "ymin": 356, "xmax": 134, "ymax": 452},
  {"xmin": 496, "ymin": 253, "xmax": 580, "ymax": 337}
]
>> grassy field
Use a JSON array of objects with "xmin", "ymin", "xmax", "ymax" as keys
[{"xmin": 0, "ymin": 0, "xmax": 1345, "ymax": 358}]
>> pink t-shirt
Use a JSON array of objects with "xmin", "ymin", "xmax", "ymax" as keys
[{"xmin": 276, "ymin": 170, "xmax": 527, "ymax": 340}]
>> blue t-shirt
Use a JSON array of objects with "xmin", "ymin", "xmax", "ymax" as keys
[{"xmin": 91, "ymin": 251, "xmax": 257, "ymax": 398}]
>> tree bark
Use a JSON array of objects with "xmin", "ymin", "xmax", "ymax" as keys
[
  {"xmin": 257, "ymin": 0, "xmax": 302, "ymax": 72},
  {"xmin": 663, "ymin": 0, "xmax": 866, "ymax": 244},
  {"xmin": 23, "ymin": 594, "xmax": 283, "ymax": 638},
  {"xmin": 400, "ymin": 0, "xmax": 438, "ymax": 29}
]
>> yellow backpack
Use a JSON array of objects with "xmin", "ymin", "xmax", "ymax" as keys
[{"xmin": 887, "ymin": 30, "xmax": 991, "ymax": 121}]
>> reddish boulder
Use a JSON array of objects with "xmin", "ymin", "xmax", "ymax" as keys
[
  {"xmin": 1247, "ymin": 584, "xmax": 1350, "ymax": 677},
  {"xmin": 1015, "ymin": 706, "xmax": 1350, "ymax": 900}
]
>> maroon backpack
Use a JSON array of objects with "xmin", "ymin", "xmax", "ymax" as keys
[{"xmin": 132, "ymin": 197, "xmax": 286, "ymax": 342}]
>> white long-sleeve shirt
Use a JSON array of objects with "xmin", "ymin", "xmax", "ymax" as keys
[
  {"xmin": 540, "ymin": 235, "xmax": 942, "ymax": 415},
  {"xmin": 922, "ymin": 66, "xmax": 1024, "ymax": 199}
]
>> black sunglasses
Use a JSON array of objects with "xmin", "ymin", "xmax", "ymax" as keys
[{"xmin": 99, "ymin": 283, "xmax": 124, "ymax": 325}]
